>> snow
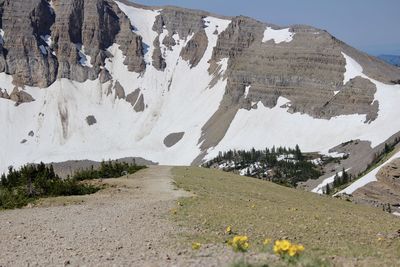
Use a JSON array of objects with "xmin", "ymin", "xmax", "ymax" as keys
[
  {"xmin": 337, "ymin": 151, "xmax": 400, "ymax": 195},
  {"xmin": 76, "ymin": 44, "xmax": 93, "ymax": 68},
  {"xmin": 239, "ymin": 162, "xmax": 261, "ymax": 176},
  {"xmin": 312, "ymin": 169, "xmax": 350, "ymax": 194},
  {"xmin": 39, "ymin": 45, "xmax": 47, "ymax": 55},
  {"xmin": 0, "ymin": 29, "xmax": 4, "ymax": 45},
  {"xmin": 244, "ymin": 85, "xmax": 251, "ymax": 98},
  {"xmin": 0, "ymin": 5, "xmax": 232, "ymax": 174},
  {"xmin": 262, "ymin": 27, "xmax": 295, "ymax": 44},
  {"xmin": 310, "ymin": 158, "xmax": 322, "ymax": 165},
  {"xmin": 40, "ymin": 35, "xmax": 55, "ymax": 56},
  {"xmin": 40, "ymin": 35, "xmax": 53, "ymax": 48},
  {"xmin": 342, "ymin": 52, "xmax": 363, "ymax": 84},
  {"xmin": 393, "ymin": 212, "xmax": 400, "ymax": 217}
]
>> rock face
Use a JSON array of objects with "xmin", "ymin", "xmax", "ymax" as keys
[
  {"xmin": 0, "ymin": 0, "xmax": 145, "ymax": 88},
  {"xmin": 353, "ymin": 157, "xmax": 400, "ymax": 213}
]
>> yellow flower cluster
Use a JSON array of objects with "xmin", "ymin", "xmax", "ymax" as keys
[
  {"xmin": 229, "ymin": 235, "xmax": 250, "ymax": 252},
  {"xmin": 273, "ymin": 240, "xmax": 304, "ymax": 257},
  {"xmin": 225, "ymin": 225, "xmax": 232, "ymax": 234}
]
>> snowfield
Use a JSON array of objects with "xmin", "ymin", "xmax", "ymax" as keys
[
  {"xmin": 262, "ymin": 27, "xmax": 295, "ymax": 44},
  {"xmin": 1, "ymin": 1, "xmax": 400, "ymax": 196}
]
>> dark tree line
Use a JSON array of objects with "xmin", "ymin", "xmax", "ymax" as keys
[
  {"xmin": 72, "ymin": 160, "xmax": 146, "ymax": 181},
  {"xmin": 0, "ymin": 163, "xmax": 99, "ymax": 209},
  {"xmin": 204, "ymin": 145, "xmax": 321, "ymax": 187}
]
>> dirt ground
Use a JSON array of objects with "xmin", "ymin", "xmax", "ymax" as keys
[{"xmin": 0, "ymin": 166, "xmax": 235, "ymax": 267}]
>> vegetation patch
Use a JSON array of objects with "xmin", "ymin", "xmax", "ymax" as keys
[
  {"xmin": 172, "ymin": 167, "xmax": 400, "ymax": 266},
  {"xmin": 203, "ymin": 146, "xmax": 322, "ymax": 187},
  {"xmin": 0, "ymin": 163, "xmax": 99, "ymax": 210},
  {"xmin": 72, "ymin": 160, "xmax": 146, "ymax": 181}
]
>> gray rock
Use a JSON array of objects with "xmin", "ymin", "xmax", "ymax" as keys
[
  {"xmin": 126, "ymin": 89, "xmax": 141, "ymax": 107},
  {"xmin": 152, "ymin": 37, "xmax": 166, "ymax": 71},
  {"xmin": 86, "ymin": 115, "xmax": 97, "ymax": 126},
  {"xmin": 133, "ymin": 94, "xmax": 145, "ymax": 112},
  {"xmin": 114, "ymin": 81, "xmax": 125, "ymax": 100},
  {"xmin": 163, "ymin": 132, "xmax": 185, "ymax": 148},
  {"xmin": 180, "ymin": 29, "xmax": 208, "ymax": 68}
]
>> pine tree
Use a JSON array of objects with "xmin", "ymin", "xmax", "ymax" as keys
[{"xmin": 325, "ymin": 184, "xmax": 331, "ymax": 195}]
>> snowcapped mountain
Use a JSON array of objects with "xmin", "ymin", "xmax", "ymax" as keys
[{"xmin": 1, "ymin": 0, "xmax": 400, "ymax": 198}]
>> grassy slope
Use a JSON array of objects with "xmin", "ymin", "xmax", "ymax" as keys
[{"xmin": 172, "ymin": 167, "xmax": 400, "ymax": 266}]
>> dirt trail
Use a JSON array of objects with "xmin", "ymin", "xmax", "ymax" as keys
[{"xmin": 0, "ymin": 166, "xmax": 194, "ymax": 267}]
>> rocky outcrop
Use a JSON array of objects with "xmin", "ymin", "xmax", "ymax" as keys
[
  {"xmin": 1, "ymin": 0, "xmax": 58, "ymax": 87},
  {"xmin": 0, "ymin": 0, "xmax": 145, "ymax": 88},
  {"xmin": 152, "ymin": 8, "xmax": 206, "ymax": 39},
  {"xmin": 318, "ymin": 77, "xmax": 379, "ymax": 122},
  {"xmin": 180, "ymin": 29, "xmax": 208, "ymax": 68},
  {"xmin": 152, "ymin": 37, "xmax": 166, "ymax": 71},
  {"xmin": 114, "ymin": 81, "xmax": 125, "ymax": 99}
]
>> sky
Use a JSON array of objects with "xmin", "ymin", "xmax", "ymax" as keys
[{"xmin": 131, "ymin": 0, "xmax": 400, "ymax": 55}]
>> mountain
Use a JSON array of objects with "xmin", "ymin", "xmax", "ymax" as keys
[
  {"xmin": 378, "ymin": 54, "xmax": 400, "ymax": 67},
  {"xmin": 1, "ymin": 0, "xmax": 400, "ymax": 198}
]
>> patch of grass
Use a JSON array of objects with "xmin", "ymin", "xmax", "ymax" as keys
[{"xmin": 172, "ymin": 167, "xmax": 400, "ymax": 266}]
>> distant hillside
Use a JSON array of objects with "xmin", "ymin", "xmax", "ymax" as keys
[{"xmin": 378, "ymin": 55, "xmax": 400, "ymax": 67}]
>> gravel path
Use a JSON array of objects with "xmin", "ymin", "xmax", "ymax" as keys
[{"xmin": 0, "ymin": 166, "xmax": 198, "ymax": 267}]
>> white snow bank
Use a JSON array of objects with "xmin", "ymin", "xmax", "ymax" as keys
[
  {"xmin": 312, "ymin": 169, "xmax": 350, "ymax": 194},
  {"xmin": 262, "ymin": 27, "xmax": 295, "ymax": 44},
  {"xmin": 342, "ymin": 52, "xmax": 363, "ymax": 84},
  {"xmin": 337, "ymin": 151, "xmax": 400, "ymax": 195}
]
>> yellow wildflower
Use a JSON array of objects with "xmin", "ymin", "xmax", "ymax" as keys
[
  {"xmin": 251, "ymin": 204, "xmax": 256, "ymax": 208},
  {"xmin": 288, "ymin": 245, "xmax": 297, "ymax": 257},
  {"xmin": 296, "ymin": 244, "xmax": 305, "ymax": 252},
  {"xmin": 225, "ymin": 225, "xmax": 232, "ymax": 234},
  {"xmin": 279, "ymin": 240, "xmax": 291, "ymax": 251},
  {"xmin": 230, "ymin": 235, "xmax": 249, "ymax": 252},
  {"xmin": 192, "ymin": 242, "xmax": 201, "ymax": 250},
  {"xmin": 274, "ymin": 240, "xmax": 305, "ymax": 258},
  {"xmin": 263, "ymin": 238, "xmax": 271, "ymax": 246}
]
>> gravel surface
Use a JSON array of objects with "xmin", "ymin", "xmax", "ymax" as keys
[{"xmin": 0, "ymin": 166, "xmax": 212, "ymax": 266}]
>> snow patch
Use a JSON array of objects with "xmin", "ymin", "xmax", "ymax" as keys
[
  {"xmin": 244, "ymin": 85, "xmax": 250, "ymax": 98},
  {"xmin": 76, "ymin": 44, "xmax": 93, "ymax": 68},
  {"xmin": 39, "ymin": 45, "xmax": 47, "ymax": 55},
  {"xmin": 262, "ymin": 27, "xmax": 295, "ymax": 44},
  {"xmin": 312, "ymin": 169, "xmax": 350, "ymax": 194},
  {"xmin": 342, "ymin": 52, "xmax": 363, "ymax": 84},
  {"xmin": 0, "ymin": 29, "xmax": 4, "ymax": 45}
]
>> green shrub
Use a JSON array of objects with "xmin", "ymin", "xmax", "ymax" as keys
[
  {"xmin": 73, "ymin": 160, "xmax": 146, "ymax": 181},
  {"xmin": 0, "ymin": 163, "xmax": 99, "ymax": 210}
]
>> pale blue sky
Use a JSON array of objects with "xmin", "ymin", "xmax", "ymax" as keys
[{"xmin": 130, "ymin": 0, "xmax": 400, "ymax": 55}]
